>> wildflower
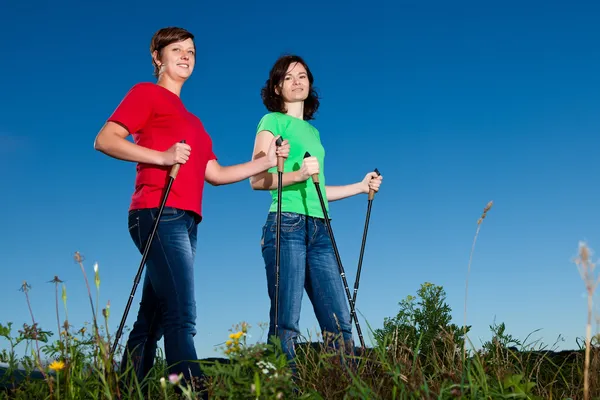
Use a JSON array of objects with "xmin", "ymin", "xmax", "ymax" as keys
[
  {"xmin": 229, "ymin": 331, "xmax": 244, "ymax": 340},
  {"xmin": 102, "ymin": 301, "xmax": 111, "ymax": 319},
  {"xmin": 168, "ymin": 373, "xmax": 181, "ymax": 385},
  {"xmin": 49, "ymin": 360, "xmax": 65, "ymax": 371},
  {"xmin": 160, "ymin": 377, "xmax": 167, "ymax": 389},
  {"xmin": 94, "ymin": 262, "xmax": 100, "ymax": 289},
  {"xmin": 48, "ymin": 276, "xmax": 64, "ymax": 284},
  {"xmin": 257, "ymin": 360, "xmax": 275, "ymax": 375}
]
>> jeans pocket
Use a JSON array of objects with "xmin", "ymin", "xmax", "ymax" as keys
[
  {"xmin": 128, "ymin": 213, "xmax": 142, "ymax": 248},
  {"xmin": 269, "ymin": 212, "xmax": 303, "ymax": 232},
  {"xmin": 156, "ymin": 207, "xmax": 186, "ymax": 222}
]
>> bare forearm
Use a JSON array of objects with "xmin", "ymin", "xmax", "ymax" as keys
[
  {"xmin": 94, "ymin": 134, "xmax": 163, "ymax": 165},
  {"xmin": 207, "ymin": 158, "xmax": 274, "ymax": 186},
  {"xmin": 250, "ymin": 170, "xmax": 304, "ymax": 190},
  {"xmin": 325, "ymin": 182, "xmax": 365, "ymax": 202}
]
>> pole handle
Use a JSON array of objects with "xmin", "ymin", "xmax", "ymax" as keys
[
  {"xmin": 169, "ymin": 140, "xmax": 186, "ymax": 179},
  {"xmin": 304, "ymin": 152, "xmax": 319, "ymax": 183},
  {"xmin": 276, "ymin": 136, "xmax": 284, "ymax": 173},
  {"xmin": 368, "ymin": 168, "xmax": 380, "ymax": 200}
]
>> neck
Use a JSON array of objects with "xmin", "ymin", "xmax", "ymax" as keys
[
  {"xmin": 156, "ymin": 75, "xmax": 184, "ymax": 97},
  {"xmin": 285, "ymin": 101, "xmax": 304, "ymax": 120}
]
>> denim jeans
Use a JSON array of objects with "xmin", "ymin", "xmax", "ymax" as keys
[
  {"xmin": 121, "ymin": 207, "xmax": 202, "ymax": 385},
  {"xmin": 261, "ymin": 211, "xmax": 354, "ymax": 366}
]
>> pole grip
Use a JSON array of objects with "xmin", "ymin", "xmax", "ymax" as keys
[
  {"xmin": 169, "ymin": 140, "xmax": 186, "ymax": 179},
  {"xmin": 368, "ymin": 168, "xmax": 380, "ymax": 200},
  {"xmin": 276, "ymin": 136, "xmax": 284, "ymax": 173},
  {"xmin": 304, "ymin": 152, "xmax": 319, "ymax": 183}
]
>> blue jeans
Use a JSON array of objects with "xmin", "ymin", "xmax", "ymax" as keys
[
  {"xmin": 261, "ymin": 212, "xmax": 354, "ymax": 365},
  {"xmin": 121, "ymin": 207, "xmax": 202, "ymax": 385}
]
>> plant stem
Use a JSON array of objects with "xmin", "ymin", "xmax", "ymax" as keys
[
  {"xmin": 463, "ymin": 222, "xmax": 481, "ymax": 361},
  {"xmin": 22, "ymin": 284, "xmax": 53, "ymax": 394},
  {"xmin": 54, "ymin": 283, "xmax": 64, "ymax": 359},
  {"xmin": 583, "ymin": 291, "xmax": 591, "ymax": 400}
]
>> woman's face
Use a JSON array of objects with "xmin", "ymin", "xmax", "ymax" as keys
[
  {"xmin": 278, "ymin": 61, "xmax": 309, "ymax": 103},
  {"xmin": 154, "ymin": 38, "xmax": 196, "ymax": 81}
]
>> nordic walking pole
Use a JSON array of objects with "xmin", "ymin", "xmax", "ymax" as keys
[
  {"xmin": 350, "ymin": 168, "xmax": 380, "ymax": 324},
  {"xmin": 303, "ymin": 152, "xmax": 366, "ymax": 349},
  {"xmin": 274, "ymin": 136, "xmax": 284, "ymax": 339},
  {"xmin": 111, "ymin": 140, "xmax": 186, "ymax": 357}
]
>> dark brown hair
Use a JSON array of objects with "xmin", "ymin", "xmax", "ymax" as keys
[
  {"xmin": 260, "ymin": 55, "xmax": 320, "ymax": 120},
  {"xmin": 149, "ymin": 27, "xmax": 195, "ymax": 78}
]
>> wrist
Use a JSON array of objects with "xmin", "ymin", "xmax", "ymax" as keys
[
  {"xmin": 357, "ymin": 181, "xmax": 368, "ymax": 194},
  {"xmin": 291, "ymin": 170, "xmax": 303, "ymax": 183},
  {"xmin": 153, "ymin": 150, "xmax": 166, "ymax": 166},
  {"xmin": 263, "ymin": 156, "xmax": 275, "ymax": 170}
]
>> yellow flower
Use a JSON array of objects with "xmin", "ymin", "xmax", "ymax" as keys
[
  {"xmin": 229, "ymin": 331, "xmax": 244, "ymax": 340},
  {"xmin": 225, "ymin": 340, "xmax": 233, "ymax": 346},
  {"xmin": 49, "ymin": 360, "xmax": 65, "ymax": 371}
]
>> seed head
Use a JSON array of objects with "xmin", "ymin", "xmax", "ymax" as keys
[{"xmin": 477, "ymin": 200, "xmax": 494, "ymax": 225}]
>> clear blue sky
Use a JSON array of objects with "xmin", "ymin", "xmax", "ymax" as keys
[{"xmin": 2, "ymin": 0, "xmax": 599, "ymax": 360}]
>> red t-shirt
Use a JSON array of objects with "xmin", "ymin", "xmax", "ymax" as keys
[{"xmin": 107, "ymin": 82, "xmax": 217, "ymax": 220}]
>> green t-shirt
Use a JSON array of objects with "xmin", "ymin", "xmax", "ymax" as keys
[{"xmin": 256, "ymin": 112, "xmax": 330, "ymax": 219}]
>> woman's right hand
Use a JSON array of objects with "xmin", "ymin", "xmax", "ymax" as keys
[
  {"xmin": 298, "ymin": 156, "xmax": 319, "ymax": 181},
  {"xmin": 160, "ymin": 141, "xmax": 191, "ymax": 166}
]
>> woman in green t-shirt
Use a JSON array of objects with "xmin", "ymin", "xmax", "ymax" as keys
[{"xmin": 250, "ymin": 55, "xmax": 383, "ymax": 368}]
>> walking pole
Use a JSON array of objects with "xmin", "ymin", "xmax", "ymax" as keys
[
  {"xmin": 303, "ymin": 152, "xmax": 366, "ymax": 349},
  {"xmin": 274, "ymin": 136, "xmax": 284, "ymax": 339},
  {"xmin": 350, "ymin": 168, "xmax": 380, "ymax": 324},
  {"xmin": 111, "ymin": 140, "xmax": 186, "ymax": 357}
]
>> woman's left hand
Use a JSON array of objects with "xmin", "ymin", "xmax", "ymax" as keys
[{"xmin": 361, "ymin": 171, "xmax": 383, "ymax": 194}]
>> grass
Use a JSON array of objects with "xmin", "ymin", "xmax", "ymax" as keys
[{"xmin": 0, "ymin": 201, "xmax": 599, "ymax": 399}]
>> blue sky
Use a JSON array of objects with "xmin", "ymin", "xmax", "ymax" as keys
[{"xmin": 2, "ymin": 0, "xmax": 599, "ymax": 361}]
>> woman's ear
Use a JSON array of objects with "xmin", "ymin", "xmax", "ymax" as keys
[{"xmin": 152, "ymin": 50, "xmax": 161, "ymax": 67}]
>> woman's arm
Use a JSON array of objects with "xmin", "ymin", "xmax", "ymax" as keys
[
  {"xmin": 94, "ymin": 121, "xmax": 191, "ymax": 166},
  {"xmin": 205, "ymin": 134, "xmax": 290, "ymax": 186},
  {"xmin": 249, "ymin": 130, "xmax": 306, "ymax": 190},
  {"xmin": 325, "ymin": 182, "xmax": 366, "ymax": 202},
  {"xmin": 325, "ymin": 171, "xmax": 383, "ymax": 202}
]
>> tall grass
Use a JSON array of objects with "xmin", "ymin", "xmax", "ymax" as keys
[{"xmin": 0, "ymin": 202, "xmax": 598, "ymax": 399}]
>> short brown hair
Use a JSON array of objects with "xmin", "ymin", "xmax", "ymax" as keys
[
  {"xmin": 260, "ymin": 54, "xmax": 320, "ymax": 120},
  {"xmin": 149, "ymin": 27, "xmax": 195, "ymax": 77}
]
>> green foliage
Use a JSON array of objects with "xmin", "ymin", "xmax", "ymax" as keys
[
  {"xmin": 0, "ymin": 254, "xmax": 598, "ymax": 399},
  {"xmin": 373, "ymin": 282, "xmax": 469, "ymax": 362}
]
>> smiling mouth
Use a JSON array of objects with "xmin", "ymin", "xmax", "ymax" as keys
[{"xmin": 177, "ymin": 64, "xmax": 189, "ymax": 68}]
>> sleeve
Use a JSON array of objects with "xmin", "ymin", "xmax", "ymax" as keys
[
  {"xmin": 107, "ymin": 83, "xmax": 153, "ymax": 134},
  {"xmin": 256, "ymin": 113, "xmax": 281, "ymax": 136},
  {"xmin": 208, "ymin": 142, "xmax": 217, "ymax": 161}
]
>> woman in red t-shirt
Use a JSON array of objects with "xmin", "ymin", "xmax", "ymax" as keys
[{"xmin": 93, "ymin": 27, "xmax": 289, "ymax": 391}]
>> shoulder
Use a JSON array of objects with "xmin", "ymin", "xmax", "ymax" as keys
[
  {"xmin": 256, "ymin": 112, "xmax": 284, "ymax": 134},
  {"xmin": 257, "ymin": 112, "xmax": 282, "ymax": 124},
  {"xmin": 121, "ymin": 82, "xmax": 160, "ymax": 97}
]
